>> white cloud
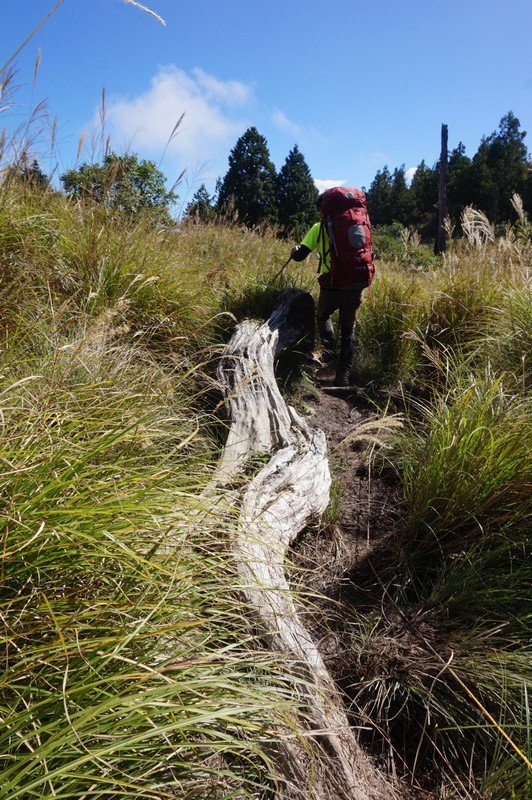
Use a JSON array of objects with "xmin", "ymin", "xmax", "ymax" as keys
[
  {"xmin": 272, "ymin": 108, "xmax": 302, "ymax": 137},
  {"xmin": 191, "ymin": 68, "xmax": 253, "ymax": 106},
  {"xmin": 405, "ymin": 166, "xmax": 417, "ymax": 185},
  {"xmin": 102, "ymin": 65, "xmax": 252, "ymax": 171},
  {"xmin": 314, "ymin": 178, "xmax": 346, "ymax": 195}
]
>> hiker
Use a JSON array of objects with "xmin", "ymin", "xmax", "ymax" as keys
[{"xmin": 290, "ymin": 187, "xmax": 374, "ymax": 386}]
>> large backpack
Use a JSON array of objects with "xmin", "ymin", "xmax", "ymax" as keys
[{"xmin": 316, "ymin": 186, "xmax": 374, "ymax": 289}]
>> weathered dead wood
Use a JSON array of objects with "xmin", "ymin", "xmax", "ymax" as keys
[
  {"xmin": 435, "ymin": 122, "xmax": 449, "ymax": 255},
  {"xmin": 214, "ymin": 289, "xmax": 395, "ymax": 800}
]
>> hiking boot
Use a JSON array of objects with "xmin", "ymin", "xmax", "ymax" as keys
[
  {"xmin": 333, "ymin": 369, "xmax": 350, "ymax": 387},
  {"xmin": 336, "ymin": 326, "xmax": 355, "ymax": 386}
]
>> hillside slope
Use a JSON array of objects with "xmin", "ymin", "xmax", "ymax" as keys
[{"xmin": 0, "ymin": 183, "xmax": 530, "ymax": 798}]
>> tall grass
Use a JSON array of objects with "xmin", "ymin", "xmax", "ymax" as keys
[
  {"xmin": 354, "ymin": 269, "xmax": 424, "ymax": 387},
  {"xmin": 0, "ymin": 184, "xmax": 308, "ymax": 798},
  {"xmin": 398, "ymin": 368, "xmax": 530, "ymax": 568},
  {"xmin": 344, "ymin": 216, "xmax": 532, "ymax": 794},
  {"xmin": 0, "ymin": 183, "xmax": 297, "ymax": 351},
  {"xmin": 352, "ymin": 214, "xmax": 530, "ymax": 398},
  {"xmin": 0, "ymin": 324, "xmax": 300, "ymax": 799},
  {"xmin": 1, "ymin": 176, "xmax": 531, "ymax": 797}
]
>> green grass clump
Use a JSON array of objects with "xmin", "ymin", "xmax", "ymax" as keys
[
  {"xmin": 398, "ymin": 369, "xmax": 530, "ymax": 567},
  {"xmin": 343, "ymin": 223, "xmax": 532, "ymax": 792},
  {"xmin": 349, "ymin": 359, "xmax": 531, "ymax": 791},
  {"xmin": 385, "ymin": 365, "xmax": 530, "ymax": 779},
  {"xmin": 353, "ymin": 229, "xmax": 529, "ymax": 395},
  {"xmin": 486, "ymin": 285, "xmax": 532, "ymax": 388},
  {"xmin": 0, "ymin": 291, "xmax": 297, "ymax": 797},
  {"xmin": 354, "ymin": 268, "xmax": 425, "ymax": 387},
  {"xmin": 0, "ymin": 183, "xmax": 298, "ymax": 353}
]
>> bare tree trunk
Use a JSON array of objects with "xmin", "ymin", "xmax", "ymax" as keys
[
  {"xmin": 211, "ymin": 289, "xmax": 396, "ymax": 800},
  {"xmin": 435, "ymin": 123, "xmax": 449, "ymax": 254}
]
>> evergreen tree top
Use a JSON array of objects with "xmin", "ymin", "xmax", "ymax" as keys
[
  {"xmin": 276, "ymin": 144, "xmax": 318, "ymax": 236},
  {"xmin": 217, "ymin": 126, "xmax": 278, "ymax": 227}
]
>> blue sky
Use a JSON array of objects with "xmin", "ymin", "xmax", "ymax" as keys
[{"xmin": 2, "ymin": 0, "xmax": 531, "ymax": 207}]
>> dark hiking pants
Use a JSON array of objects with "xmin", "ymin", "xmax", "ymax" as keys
[{"xmin": 316, "ymin": 283, "xmax": 366, "ymax": 377}]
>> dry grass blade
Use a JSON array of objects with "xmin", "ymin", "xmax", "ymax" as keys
[
  {"xmin": 168, "ymin": 167, "xmax": 187, "ymax": 194},
  {"xmin": 511, "ymin": 193, "xmax": 526, "ymax": 223},
  {"xmin": 33, "ymin": 48, "xmax": 42, "ymax": 93},
  {"xmin": 168, "ymin": 112, "xmax": 185, "ymax": 144},
  {"xmin": 50, "ymin": 114, "xmax": 57, "ymax": 153},
  {"xmin": 409, "ymin": 229, "xmax": 421, "ymax": 249},
  {"xmin": 160, "ymin": 112, "xmax": 186, "ymax": 165},
  {"xmin": 337, "ymin": 415, "xmax": 404, "ymax": 449},
  {"xmin": 76, "ymin": 131, "xmax": 85, "ymax": 160},
  {"xmin": 0, "ymin": 0, "xmax": 65, "ymax": 75},
  {"xmin": 443, "ymin": 215, "xmax": 455, "ymax": 241},
  {"xmin": 461, "ymin": 206, "xmax": 495, "ymax": 246},
  {"xmin": 121, "ymin": 0, "xmax": 166, "ymax": 25},
  {"xmin": 0, "ymin": 67, "xmax": 16, "ymax": 113}
]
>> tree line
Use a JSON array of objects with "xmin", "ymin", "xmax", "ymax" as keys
[
  {"xmin": 188, "ymin": 112, "xmax": 531, "ymax": 236},
  {"xmin": 8, "ymin": 112, "xmax": 530, "ymax": 237},
  {"xmin": 185, "ymin": 126, "xmax": 318, "ymax": 235},
  {"xmin": 366, "ymin": 112, "xmax": 531, "ymax": 233},
  {"xmin": 8, "ymin": 127, "xmax": 319, "ymax": 236}
]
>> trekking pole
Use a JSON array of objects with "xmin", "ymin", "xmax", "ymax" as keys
[{"xmin": 272, "ymin": 256, "xmax": 292, "ymax": 283}]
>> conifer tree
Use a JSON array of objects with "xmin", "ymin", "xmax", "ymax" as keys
[
  {"xmin": 410, "ymin": 160, "xmax": 438, "ymax": 227},
  {"xmin": 481, "ymin": 112, "xmax": 528, "ymax": 221},
  {"xmin": 447, "ymin": 143, "xmax": 474, "ymax": 220},
  {"xmin": 217, "ymin": 127, "xmax": 278, "ymax": 226},
  {"xmin": 7, "ymin": 150, "xmax": 48, "ymax": 189},
  {"xmin": 366, "ymin": 166, "xmax": 393, "ymax": 225},
  {"xmin": 389, "ymin": 165, "xmax": 411, "ymax": 224},
  {"xmin": 183, "ymin": 184, "xmax": 216, "ymax": 222},
  {"xmin": 276, "ymin": 145, "xmax": 318, "ymax": 236},
  {"xmin": 523, "ymin": 161, "xmax": 532, "ymax": 216},
  {"xmin": 469, "ymin": 141, "xmax": 499, "ymax": 218}
]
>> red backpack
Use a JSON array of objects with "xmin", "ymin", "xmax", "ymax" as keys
[{"xmin": 316, "ymin": 186, "xmax": 375, "ymax": 288}]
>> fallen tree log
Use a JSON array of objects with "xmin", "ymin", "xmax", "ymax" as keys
[{"xmin": 214, "ymin": 289, "xmax": 395, "ymax": 800}]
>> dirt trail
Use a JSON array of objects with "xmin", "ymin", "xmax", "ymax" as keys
[
  {"xmin": 293, "ymin": 374, "xmax": 399, "ymax": 601},
  {"xmin": 289, "ymin": 374, "xmax": 429, "ymax": 798},
  {"xmin": 214, "ymin": 290, "xmax": 422, "ymax": 796}
]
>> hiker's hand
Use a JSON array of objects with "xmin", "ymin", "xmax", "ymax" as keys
[{"xmin": 291, "ymin": 244, "xmax": 311, "ymax": 263}]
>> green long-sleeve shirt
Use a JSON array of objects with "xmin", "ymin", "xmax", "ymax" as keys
[{"xmin": 300, "ymin": 222, "xmax": 331, "ymax": 272}]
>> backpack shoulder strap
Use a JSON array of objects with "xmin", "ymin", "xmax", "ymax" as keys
[
  {"xmin": 316, "ymin": 221, "xmax": 325, "ymax": 273},
  {"xmin": 317, "ymin": 220, "xmax": 332, "ymax": 273}
]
